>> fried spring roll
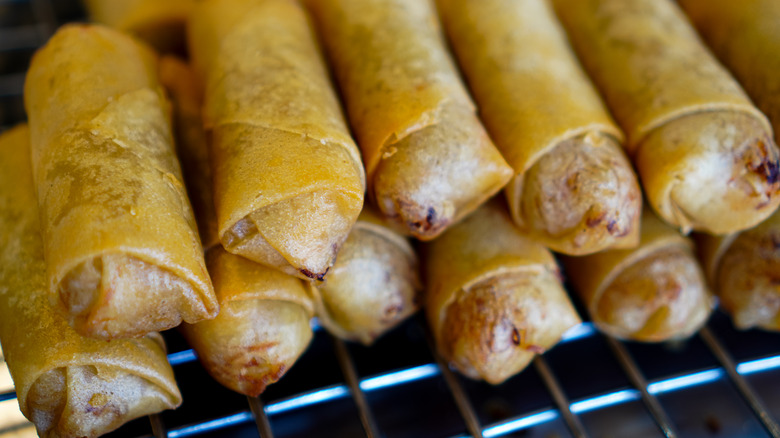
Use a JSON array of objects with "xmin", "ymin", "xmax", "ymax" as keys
[
  {"xmin": 425, "ymin": 199, "xmax": 580, "ymax": 384},
  {"xmin": 564, "ymin": 209, "xmax": 715, "ymax": 342},
  {"xmin": 679, "ymin": 0, "xmax": 780, "ymax": 331},
  {"xmin": 552, "ymin": 0, "xmax": 780, "ymax": 235},
  {"xmin": 84, "ymin": 0, "xmax": 193, "ymax": 53},
  {"xmin": 160, "ymin": 56, "xmax": 316, "ymax": 395},
  {"xmin": 24, "ymin": 24, "xmax": 217, "ymax": 340},
  {"xmin": 436, "ymin": 0, "xmax": 641, "ymax": 255},
  {"xmin": 311, "ymin": 207, "xmax": 421, "ymax": 345},
  {"xmin": 189, "ymin": 0, "xmax": 365, "ymax": 281},
  {"xmin": 307, "ymin": 0, "xmax": 513, "ymax": 240},
  {"xmin": 0, "ymin": 125, "xmax": 181, "ymax": 438},
  {"xmin": 698, "ymin": 212, "xmax": 780, "ymax": 331}
]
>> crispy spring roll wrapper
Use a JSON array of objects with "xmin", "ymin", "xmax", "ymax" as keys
[
  {"xmin": 189, "ymin": 0, "xmax": 365, "ymax": 281},
  {"xmin": 425, "ymin": 200, "xmax": 580, "ymax": 384},
  {"xmin": 436, "ymin": 0, "xmax": 641, "ymax": 255},
  {"xmin": 0, "ymin": 125, "xmax": 181, "ymax": 438},
  {"xmin": 84, "ymin": 0, "xmax": 193, "ymax": 53},
  {"xmin": 24, "ymin": 24, "xmax": 217, "ymax": 340},
  {"xmin": 159, "ymin": 56, "xmax": 316, "ymax": 395},
  {"xmin": 307, "ymin": 0, "xmax": 513, "ymax": 240},
  {"xmin": 310, "ymin": 207, "xmax": 421, "ymax": 345},
  {"xmin": 697, "ymin": 212, "xmax": 780, "ymax": 331},
  {"xmin": 563, "ymin": 209, "xmax": 715, "ymax": 342},
  {"xmin": 552, "ymin": 0, "xmax": 780, "ymax": 235},
  {"xmin": 180, "ymin": 248, "xmax": 314, "ymax": 396}
]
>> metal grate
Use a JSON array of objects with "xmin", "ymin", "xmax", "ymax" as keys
[{"xmin": 2, "ymin": 1, "xmax": 780, "ymax": 437}]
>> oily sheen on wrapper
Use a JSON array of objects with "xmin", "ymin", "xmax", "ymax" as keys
[
  {"xmin": 24, "ymin": 24, "xmax": 217, "ymax": 340},
  {"xmin": 159, "ymin": 56, "xmax": 316, "ymax": 396},
  {"xmin": 306, "ymin": 0, "xmax": 513, "ymax": 240},
  {"xmin": 189, "ymin": 0, "xmax": 365, "ymax": 281},
  {"xmin": 84, "ymin": 0, "xmax": 193, "ymax": 52},
  {"xmin": 563, "ymin": 208, "xmax": 715, "ymax": 342},
  {"xmin": 0, "ymin": 125, "xmax": 181, "ymax": 438},
  {"xmin": 680, "ymin": 0, "xmax": 780, "ymax": 332},
  {"xmin": 424, "ymin": 199, "xmax": 580, "ymax": 384},
  {"xmin": 437, "ymin": 0, "xmax": 641, "ymax": 255},
  {"xmin": 311, "ymin": 207, "xmax": 421, "ymax": 346},
  {"xmin": 552, "ymin": 0, "xmax": 780, "ymax": 235}
]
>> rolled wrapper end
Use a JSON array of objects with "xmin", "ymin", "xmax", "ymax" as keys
[
  {"xmin": 507, "ymin": 128, "xmax": 641, "ymax": 255},
  {"xmin": 372, "ymin": 101, "xmax": 513, "ymax": 240},
  {"xmin": 56, "ymin": 250, "xmax": 218, "ymax": 340},
  {"xmin": 435, "ymin": 265, "xmax": 580, "ymax": 385},
  {"xmin": 20, "ymin": 333, "xmax": 182, "ymax": 438},
  {"xmin": 180, "ymin": 247, "xmax": 314, "ymax": 396},
  {"xmin": 310, "ymin": 210, "xmax": 421, "ymax": 345}
]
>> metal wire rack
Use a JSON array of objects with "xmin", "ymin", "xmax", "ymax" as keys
[{"xmin": 2, "ymin": 1, "xmax": 780, "ymax": 437}]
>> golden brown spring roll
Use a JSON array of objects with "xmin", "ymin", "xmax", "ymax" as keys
[
  {"xmin": 0, "ymin": 125, "xmax": 181, "ymax": 438},
  {"xmin": 159, "ymin": 56, "xmax": 316, "ymax": 395},
  {"xmin": 552, "ymin": 0, "xmax": 780, "ymax": 235},
  {"xmin": 188, "ymin": 0, "xmax": 365, "ymax": 281},
  {"xmin": 425, "ymin": 199, "xmax": 580, "ymax": 384},
  {"xmin": 436, "ymin": 0, "xmax": 641, "ymax": 255},
  {"xmin": 311, "ymin": 207, "xmax": 421, "ymax": 345},
  {"xmin": 24, "ymin": 24, "xmax": 217, "ymax": 340},
  {"xmin": 697, "ymin": 212, "xmax": 780, "ymax": 331},
  {"xmin": 564, "ymin": 208, "xmax": 715, "ymax": 342},
  {"xmin": 307, "ymin": 0, "xmax": 513, "ymax": 240},
  {"xmin": 84, "ymin": 0, "xmax": 193, "ymax": 52}
]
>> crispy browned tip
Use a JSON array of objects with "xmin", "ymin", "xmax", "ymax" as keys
[
  {"xmin": 440, "ymin": 269, "xmax": 579, "ymax": 385},
  {"xmin": 518, "ymin": 132, "xmax": 641, "ymax": 254},
  {"xmin": 373, "ymin": 103, "xmax": 513, "ymax": 241},
  {"xmin": 59, "ymin": 253, "xmax": 215, "ymax": 340},
  {"xmin": 594, "ymin": 246, "xmax": 714, "ymax": 342},
  {"xmin": 316, "ymin": 224, "xmax": 420, "ymax": 345},
  {"xmin": 637, "ymin": 111, "xmax": 780, "ymax": 235},
  {"xmin": 715, "ymin": 227, "xmax": 780, "ymax": 331},
  {"xmin": 185, "ymin": 299, "xmax": 312, "ymax": 397}
]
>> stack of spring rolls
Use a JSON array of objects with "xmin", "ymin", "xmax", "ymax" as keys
[{"xmin": 5, "ymin": 0, "xmax": 780, "ymax": 433}]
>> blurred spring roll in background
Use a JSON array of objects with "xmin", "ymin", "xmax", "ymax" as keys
[
  {"xmin": 680, "ymin": 0, "xmax": 780, "ymax": 332},
  {"xmin": 189, "ymin": 0, "xmax": 365, "ymax": 281},
  {"xmin": 307, "ymin": 0, "xmax": 513, "ymax": 240},
  {"xmin": 425, "ymin": 199, "xmax": 580, "ymax": 384},
  {"xmin": 311, "ymin": 207, "xmax": 421, "ymax": 345},
  {"xmin": 552, "ymin": 0, "xmax": 780, "ymax": 235},
  {"xmin": 698, "ymin": 213, "xmax": 780, "ymax": 331},
  {"xmin": 563, "ymin": 208, "xmax": 715, "ymax": 342},
  {"xmin": 0, "ymin": 125, "xmax": 181, "ymax": 438},
  {"xmin": 437, "ymin": 0, "xmax": 641, "ymax": 255},
  {"xmin": 24, "ymin": 24, "xmax": 217, "ymax": 340},
  {"xmin": 160, "ymin": 56, "xmax": 316, "ymax": 395},
  {"xmin": 84, "ymin": 0, "xmax": 193, "ymax": 53}
]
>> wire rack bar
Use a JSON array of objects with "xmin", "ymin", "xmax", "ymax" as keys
[
  {"xmin": 699, "ymin": 327, "xmax": 780, "ymax": 438},
  {"xmin": 247, "ymin": 396, "xmax": 274, "ymax": 438},
  {"xmin": 332, "ymin": 336, "xmax": 382, "ymax": 438},
  {"xmin": 533, "ymin": 356, "xmax": 589, "ymax": 438},
  {"xmin": 30, "ymin": 0, "xmax": 56, "ymax": 39},
  {"xmin": 605, "ymin": 336, "xmax": 678, "ymax": 438},
  {"xmin": 149, "ymin": 414, "xmax": 167, "ymax": 438}
]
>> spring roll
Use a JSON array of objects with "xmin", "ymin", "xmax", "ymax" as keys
[
  {"xmin": 188, "ymin": 0, "xmax": 365, "ymax": 281},
  {"xmin": 84, "ymin": 0, "xmax": 193, "ymax": 53},
  {"xmin": 24, "ymin": 24, "xmax": 217, "ymax": 340},
  {"xmin": 563, "ymin": 208, "xmax": 715, "ymax": 342},
  {"xmin": 306, "ymin": 0, "xmax": 513, "ymax": 240},
  {"xmin": 425, "ymin": 199, "xmax": 580, "ymax": 384},
  {"xmin": 552, "ymin": 0, "xmax": 780, "ymax": 235},
  {"xmin": 159, "ymin": 56, "xmax": 316, "ymax": 395},
  {"xmin": 311, "ymin": 207, "xmax": 421, "ymax": 345},
  {"xmin": 0, "ymin": 125, "xmax": 181, "ymax": 438},
  {"xmin": 436, "ymin": 0, "xmax": 641, "ymax": 255},
  {"xmin": 697, "ymin": 212, "xmax": 780, "ymax": 331}
]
